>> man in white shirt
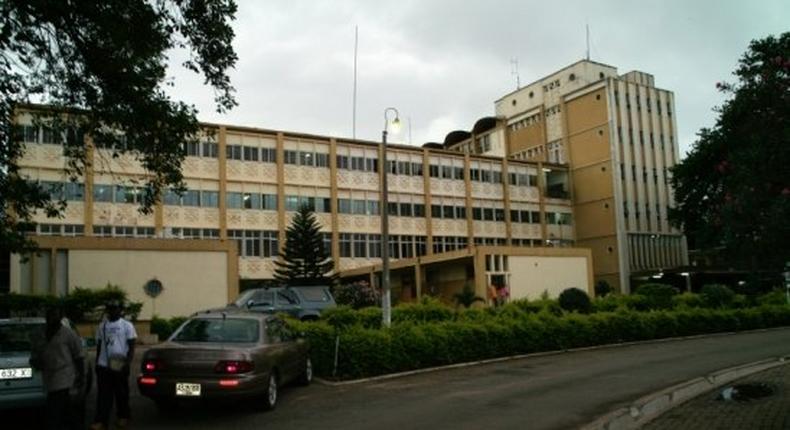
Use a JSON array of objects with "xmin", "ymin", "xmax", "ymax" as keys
[{"xmin": 91, "ymin": 300, "xmax": 136, "ymax": 430}]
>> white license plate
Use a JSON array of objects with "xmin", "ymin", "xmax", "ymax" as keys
[
  {"xmin": 0, "ymin": 367, "xmax": 33, "ymax": 380},
  {"xmin": 175, "ymin": 382, "xmax": 201, "ymax": 397}
]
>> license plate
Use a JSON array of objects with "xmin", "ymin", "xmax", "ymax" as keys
[
  {"xmin": 175, "ymin": 382, "xmax": 201, "ymax": 397},
  {"xmin": 0, "ymin": 367, "xmax": 33, "ymax": 380}
]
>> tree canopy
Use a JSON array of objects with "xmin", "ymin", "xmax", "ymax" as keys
[
  {"xmin": 274, "ymin": 205, "xmax": 337, "ymax": 287},
  {"xmin": 1, "ymin": 0, "xmax": 238, "ymax": 254},
  {"xmin": 669, "ymin": 32, "xmax": 789, "ymax": 272}
]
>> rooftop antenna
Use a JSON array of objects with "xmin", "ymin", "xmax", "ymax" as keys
[
  {"xmin": 510, "ymin": 57, "xmax": 520, "ymax": 89},
  {"xmin": 586, "ymin": 23, "xmax": 590, "ymax": 61},
  {"xmin": 352, "ymin": 25, "xmax": 358, "ymax": 140}
]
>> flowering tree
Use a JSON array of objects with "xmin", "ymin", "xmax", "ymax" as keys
[
  {"xmin": 670, "ymin": 32, "xmax": 789, "ymax": 273},
  {"xmin": 334, "ymin": 281, "xmax": 380, "ymax": 309}
]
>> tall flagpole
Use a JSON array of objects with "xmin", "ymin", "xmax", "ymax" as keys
[{"xmin": 353, "ymin": 26, "xmax": 358, "ymax": 139}]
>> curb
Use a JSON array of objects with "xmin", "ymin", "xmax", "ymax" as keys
[
  {"xmin": 580, "ymin": 356, "xmax": 790, "ymax": 430},
  {"xmin": 314, "ymin": 326, "xmax": 790, "ymax": 386}
]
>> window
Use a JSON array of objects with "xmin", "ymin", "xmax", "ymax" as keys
[
  {"xmin": 339, "ymin": 233, "xmax": 352, "ymax": 257},
  {"xmin": 225, "ymin": 192, "xmax": 242, "ymax": 209},
  {"xmin": 352, "ymin": 156, "xmax": 365, "ymax": 171},
  {"xmin": 314, "ymin": 197, "xmax": 331, "ymax": 213},
  {"xmin": 226, "ymin": 144, "xmax": 242, "ymax": 160},
  {"xmin": 412, "ymin": 162, "xmax": 423, "ymax": 176},
  {"xmin": 413, "ymin": 203, "xmax": 425, "ymax": 217},
  {"xmin": 284, "ymin": 150, "xmax": 298, "ymax": 165},
  {"xmin": 261, "ymin": 148, "xmax": 277, "ymax": 163},
  {"xmin": 184, "ymin": 141, "xmax": 201, "ymax": 156},
  {"xmin": 431, "ymin": 204, "xmax": 442, "ymax": 218},
  {"xmin": 243, "ymin": 146, "xmax": 259, "ymax": 161},
  {"xmin": 455, "ymin": 206, "xmax": 466, "ymax": 219},
  {"xmin": 338, "ymin": 199, "xmax": 351, "ymax": 214},
  {"xmin": 115, "ymin": 185, "xmax": 138, "ymax": 204},
  {"xmin": 366, "ymin": 200, "xmax": 380, "ymax": 215},
  {"xmin": 429, "ymin": 165, "xmax": 439, "ymax": 178},
  {"xmin": 315, "ymin": 153, "xmax": 329, "ymax": 167},
  {"xmin": 443, "ymin": 205, "xmax": 454, "ymax": 219},
  {"xmin": 182, "ymin": 190, "xmax": 200, "ymax": 206},
  {"xmin": 336, "ymin": 155, "xmax": 349, "ymax": 169},
  {"xmin": 368, "ymin": 234, "xmax": 381, "ymax": 258},
  {"xmin": 93, "ymin": 184, "xmax": 113, "ymax": 203},
  {"xmin": 441, "ymin": 165, "xmax": 452, "ymax": 179},
  {"xmin": 453, "ymin": 167, "xmax": 464, "ymax": 180},
  {"xmin": 93, "ymin": 225, "xmax": 113, "ymax": 237},
  {"xmin": 483, "ymin": 208, "xmax": 494, "ymax": 221},
  {"xmin": 399, "ymin": 203, "xmax": 413, "ymax": 217},
  {"xmin": 164, "ymin": 189, "xmax": 180, "ymax": 206},
  {"xmin": 202, "ymin": 142, "xmax": 218, "ymax": 158},
  {"xmin": 201, "ymin": 191, "xmax": 219, "ymax": 208},
  {"xmin": 472, "ymin": 207, "xmax": 483, "ymax": 221},
  {"xmin": 365, "ymin": 158, "xmax": 379, "ymax": 172},
  {"xmin": 300, "ymin": 151, "xmax": 315, "ymax": 166},
  {"xmin": 353, "ymin": 234, "xmax": 367, "ymax": 258},
  {"xmin": 284, "ymin": 195, "xmax": 300, "ymax": 211},
  {"xmin": 495, "ymin": 209, "xmax": 505, "ymax": 222},
  {"xmin": 262, "ymin": 194, "xmax": 277, "ymax": 210},
  {"xmin": 243, "ymin": 193, "xmax": 260, "ymax": 209}
]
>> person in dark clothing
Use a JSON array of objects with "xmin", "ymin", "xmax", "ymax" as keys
[
  {"xmin": 90, "ymin": 301, "xmax": 136, "ymax": 430},
  {"xmin": 30, "ymin": 307, "xmax": 86, "ymax": 430}
]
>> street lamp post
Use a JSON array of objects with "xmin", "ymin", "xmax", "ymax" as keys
[{"xmin": 381, "ymin": 107, "xmax": 400, "ymax": 327}]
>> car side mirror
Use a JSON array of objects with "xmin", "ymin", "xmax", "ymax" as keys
[{"xmin": 246, "ymin": 299, "xmax": 255, "ymax": 308}]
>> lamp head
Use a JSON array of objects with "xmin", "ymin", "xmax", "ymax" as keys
[{"xmin": 390, "ymin": 116, "xmax": 402, "ymax": 134}]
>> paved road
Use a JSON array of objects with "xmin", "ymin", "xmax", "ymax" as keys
[{"xmin": 87, "ymin": 328, "xmax": 790, "ymax": 430}]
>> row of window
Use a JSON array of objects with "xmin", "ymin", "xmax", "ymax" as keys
[
  {"xmin": 508, "ymin": 113, "xmax": 542, "ymax": 132},
  {"xmin": 339, "ymin": 233, "xmax": 427, "ymax": 259},
  {"xmin": 615, "ymin": 90, "xmax": 673, "ymax": 116},
  {"xmin": 40, "ymin": 181, "xmax": 85, "ymax": 201},
  {"xmin": 432, "ymin": 236, "xmax": 468, "ymax": 254},
  {"xmin": 227, "ymin": 230, "xmax": 283, "ymax": 258},
  {"xmin": 17, "ymin": 125, "xmax": 85, "ymax": 146}
]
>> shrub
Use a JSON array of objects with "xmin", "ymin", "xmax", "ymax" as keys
[
  {"xmin": 673, "ymin": 292, "xmax": 704, "ymax": 309},
  {"xmin": 558, "ymin": 288, "xmax": 592, "ymax": 314},
  {"xmin": 393, "ymin": 297, "xmax": 454, "ymax": 324},
  {"xmin": 700, "ymin": 284, "xmax": 736, "ymax": 308},
  {"xmin": 634, "ymin": 283, "xmax": 679, "ymax": 310},
  {"xmin": 0, "ymin": 284, "xmax": 142, "ymax": 321},
  {"xmin": 333, "ymin": 281, "xmax": 380, "ymax": 309},
  {"xmin": 757, "ymin": 289, "xmax": 788, "ymax": 306},
  {"xmin": 594, "ymin": 280, "xmax": 613, "ymax": 297}
]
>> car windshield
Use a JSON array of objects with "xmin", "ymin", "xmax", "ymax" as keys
[
  {"xmin": 0, "ymin": 322, "xmax": 45, "ymax": 353},
  {"xmin": 173, "ymin": 318, "xmax": 259, "ymax": 343}
]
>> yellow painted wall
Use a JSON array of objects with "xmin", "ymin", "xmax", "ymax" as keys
[
  {"xmin": 572, "ymin": 162, "xmax": 614, "ymax": 204},
  {"xmin": 508, "ymin": 256, "xmax": 590, "ymax": 299},
  {"xmin": 574, "ymin": 199, "xmax": 617, "ymax": 239},
  {"xmin": 69, "ymin": 250, "xmax": 229, "ymax": 319},
  {"xmin": 508, "ymin": 123, "xmax": 544, "ymax": 154},
  {"xmin": 576, "ymin": 236, "xmax": 620, "ymax": 279},
  {"xmin": 566, "ymin": 89, "xmax": 608, "ymax": 134}
]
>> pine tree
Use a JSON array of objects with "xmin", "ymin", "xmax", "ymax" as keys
[{"xmin": 274, "ymin": 205, "xmax": 337, "ymax": 286}]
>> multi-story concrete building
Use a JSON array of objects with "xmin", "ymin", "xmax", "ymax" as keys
[
  {"xmin": 444, "ymin": 59, "xmax": 688, "ymax": 292},
  {"xmin": 5, "ymin": 105, "xmax": 595, "ymax": 318}
]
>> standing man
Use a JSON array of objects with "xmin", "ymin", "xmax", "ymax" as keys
[
  {"xmin": 30, "ymin": 306, "xmax": 86, "ymax": 430},
  {"xmin": 91, "ymin": 301, "xmax": 137, "ymax": 430}
]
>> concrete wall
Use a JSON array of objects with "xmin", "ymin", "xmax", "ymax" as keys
[
  {"xmin": 508, "ymin": 255, "xmax": 590, "ymax": 299},
  {"xmin": 69, "ymin": 250, "xmax": 229, "ymax": 319}
]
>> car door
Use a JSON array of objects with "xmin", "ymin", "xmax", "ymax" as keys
[
  {"xmin": 265, "ymin": 319, "xmax": 300, "ymax": 383},
  {"xmin": 249, "ymin": 290, "xmax": 275, "ymax": 313},
  {"xmin": 274, "ymin": 290, "xmax": 301, "ymax": 318}
]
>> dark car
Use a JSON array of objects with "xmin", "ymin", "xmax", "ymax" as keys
[
  {"xmin": 137, "ymin": 312, "xmax": 311, "ymax": 411},
  {"xmin": 0, "ymin": 318, "xmax": 92, "ymax": 411},
  {"xmin": 0, "ymin": 318, "xmax": 46, "ymax": 410},
  {"xmin": 233, "ymin": 286, "xmax": 336, "ymax": 320}
]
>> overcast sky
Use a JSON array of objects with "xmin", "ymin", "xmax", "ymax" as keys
[{"xmin": 167, "ymin": 0, "xmax": 789, "ymax": 157}]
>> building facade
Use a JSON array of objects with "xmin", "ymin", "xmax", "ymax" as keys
[
  {"xmin": 444, "ymin": 60, "xmax": 688, "ymax": 292},
  {"xmin": 7, "ymin": 107, "xmax": 578, "ymax": 308}
]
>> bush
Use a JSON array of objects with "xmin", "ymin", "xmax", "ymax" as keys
[
  {"xmin": 297, "ymin": 304, "xmax": 790, "ymax": 380},
  {"xmin": 0, "ymin": 284, "xmax": 142, "ymax": 321},
  {"xmin": 673, "ymin": 292, "xmax": 704, "ymax": 309},
  {"xmin": 700, "ymin": 284, "xmax": 736, "ymax": 308},
  {"xmin": 558, "ymin": 288, "xmax": 592, "ymax": 314},
  {"xmin": 634, "ymin": 283, "xmax": 679, "ymax": 310},
  {"xmin": 757, "ymin": 289, "xmax": 788, "ymax": 306},
  {"xmin": 594, "ymin": 280, "xmax": 613, "ymax": 297},
  {"xmin": 333, "ymin": 281, "xmax": 380, "ymax": 309}
]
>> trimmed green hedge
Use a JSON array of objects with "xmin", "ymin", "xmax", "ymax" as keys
[
  {"xmin": 289, "ymin": 304, "xmax": 790, "ymax": 380},
  {"xmin": 0, "ymin": 285, "xmax": 142, "ymax": 321}
]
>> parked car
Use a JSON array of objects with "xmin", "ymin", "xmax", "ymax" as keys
[
  {"xmin": 0, "ymin": 318, "xmax": 91, "ymax": 411},
  {"xmin": 137, "ymin": 311, "xmax": 311, "ymax": 411},
  {"xmin": 232, "ymin": 286, "xmax": 336, "ymax": 320}
]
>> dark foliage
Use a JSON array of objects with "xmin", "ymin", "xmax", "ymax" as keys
[
  {"xmin": 670, "ymin": 33, "xmax": 789, "ymax": 272},
  {"xmin": 1, "ymin": 0, "xmax": 238, "ymax": 254},
  {"xmin": 274, "ymin": 205, "xmax": 337, "ymax": 286},
  {"xmin": 558, "ymin": 288, "xmax": 592, "ymax": 313}
]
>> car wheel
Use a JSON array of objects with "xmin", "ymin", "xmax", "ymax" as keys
[
  {"xmin": 261, "ymin": 372, "xmax": 278, "ymax": 411},
  {"xmin": 298, "ymin": 357, "xmax": 313, "ymax": 386}
]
